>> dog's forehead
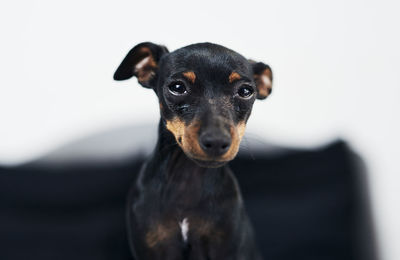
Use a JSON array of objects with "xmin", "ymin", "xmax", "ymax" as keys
[{"xmin": 160, "ymin": 43, "xmax": 252, "ymax": 76}]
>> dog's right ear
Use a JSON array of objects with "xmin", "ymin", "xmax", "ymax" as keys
[
  {"xmin": 113, "ymin": 42, "xmax": 169, "ymax": 88},
  {"xmin": 249, "ymin": 60, "xmax": 273, "ymax": 100}
]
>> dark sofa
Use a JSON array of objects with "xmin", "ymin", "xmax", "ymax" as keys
[{"xmin": 0, "ymin": 124, "xmax": 378, "ymax": 260}]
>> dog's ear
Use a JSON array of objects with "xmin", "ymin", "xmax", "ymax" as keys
[
  {"xmin": 249, "ymin": 60, "xmax": 273, "ymax": 100},
  {"xmin": 113, "ymin": 42, "xmax": 169, "ymax": 88}
]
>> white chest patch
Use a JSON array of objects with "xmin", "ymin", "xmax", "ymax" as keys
[{"xmin": 179, "ymin": 218, "xmax": 189, "ymax": 242}]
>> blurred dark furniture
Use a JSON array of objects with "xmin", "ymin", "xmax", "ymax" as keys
[{"xmin": 0, "ymin": 125, "xmax": 377, "ymax": 260}]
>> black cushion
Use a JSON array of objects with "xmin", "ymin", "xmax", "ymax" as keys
[{"xmin": 0, "ymin": 140, "xmax": 377, "ymax": 260}]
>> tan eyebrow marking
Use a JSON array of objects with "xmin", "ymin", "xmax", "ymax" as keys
[
  {"xmin": 182, "ymin": 71, "xmax": 196, "ymax": 84},
  {"xmin": 229, "ymin": 72, "xmax": 241, "ymax": 83}
]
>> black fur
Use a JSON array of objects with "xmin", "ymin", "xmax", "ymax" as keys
[{"xmin": 114, "ymin": 42, "xmax": 273, "ymax": 259}]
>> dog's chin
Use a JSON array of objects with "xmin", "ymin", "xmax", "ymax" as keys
[{"xmin": 190, "ymin": 158, "xmax": 229, "ymax": 168}]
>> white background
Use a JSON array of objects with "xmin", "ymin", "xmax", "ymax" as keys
[{"xmin": 0, "ymin": 0, "xmax": 399, "ymax": 259}]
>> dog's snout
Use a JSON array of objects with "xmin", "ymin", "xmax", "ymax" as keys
[{"xmin": 199, "ymin": 131, "xmax": 231, "ymax": 157}]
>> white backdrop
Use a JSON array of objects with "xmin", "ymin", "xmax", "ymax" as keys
[{"xmin": 0, "ymin": 0, "xmax": 399, "ymax": 259}]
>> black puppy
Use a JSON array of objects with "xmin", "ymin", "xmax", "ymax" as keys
[{"xmin": 114, "ymin": 42, "xmax": 273, "ymax": 260}]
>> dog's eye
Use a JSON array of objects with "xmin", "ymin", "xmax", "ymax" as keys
[
  {"xmin": 168, "ymin": 82, "xmax": 187, "ymax": 96},
  {"xmin": 237, "ymin": 86, "xmax": 254, "ymax": 98}
]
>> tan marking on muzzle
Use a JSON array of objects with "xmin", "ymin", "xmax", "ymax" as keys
[
  {"xmin": 228, "ymin": 71, "xmax": 241, "ymax": 83},
  {"xmin": 165, "ymin": 118, "xmax": 207, "ymax": 160},
  {"xmin": 181, "ymin": 120, "xmax": 208, "ymax": 159},
  {"xmin": 166, "ymin": 118, "xmax": 246, "ymax": 162},
  {"xmin": 182, "ymin": 71, "xmax": 196, "ymax": 84},
  {"xmin": 219, "ymin": 121, "xmax": 246, "ymax": 161},
  {"xmin": 165, "ymin": 118, "xmax": 185, "ymax": 143}
]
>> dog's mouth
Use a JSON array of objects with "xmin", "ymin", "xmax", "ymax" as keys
[
  {"xmin": 190, "ymin": 158, "xmax": 229, "ymax": 168},
  {"xmin": 178, "ymin": 136, "xmax": 240, "ymax": 168},
  {"xmin": 166, "ymin": 117, "xmax": 246, "ymax": 168}
]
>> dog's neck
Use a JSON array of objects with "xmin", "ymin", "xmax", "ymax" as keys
[{"xmin": 140, "ymin": 120, "xmax": 231, "ymax": 203}]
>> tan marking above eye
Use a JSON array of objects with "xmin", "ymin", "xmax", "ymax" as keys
[
  {"xmin": 229, "ymin": 72, "xmax": 241, "ymax": 83},
  {"xmin": 182, "ymin": 71, "xmax": 196, "ymax": 84}
]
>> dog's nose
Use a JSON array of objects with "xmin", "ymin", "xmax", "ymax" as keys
[{"xmin": 199, "ymin": 132, "xmax": 231, "ymax": 157}]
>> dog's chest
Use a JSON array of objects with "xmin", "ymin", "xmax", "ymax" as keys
[
  {"xmin": 145, "ymin": 213, "xmax": 225, "ymax": 249},
  {"xmin": 135, "ymin": 164, "xmax": 239, "ymax": 250}
]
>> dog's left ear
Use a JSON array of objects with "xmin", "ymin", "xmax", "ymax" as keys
[
  {"xmin": 249, "ymin": 61, "xmax": 273, "ymax": 100},
  {"xmin": 113, "ymin": 42, "xmax": 169, "ymax": 88}
]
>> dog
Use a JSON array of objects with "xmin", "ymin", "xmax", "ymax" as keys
[{"xmin": 114, "ymin": 42, "xmax": 273, "ymax": 259}]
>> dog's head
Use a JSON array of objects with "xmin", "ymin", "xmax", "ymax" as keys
[{"xmin": 114, "ymin": 42, "xmax": 273, "ymax": 167}]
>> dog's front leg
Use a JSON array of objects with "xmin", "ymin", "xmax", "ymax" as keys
[
  {"xmin": 128, "ymin": 219, "xmax": 187, "ymax": 260},
  {"xmin": 131, "ymin": 238, "xmax": 186, "ymax": 260}
]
